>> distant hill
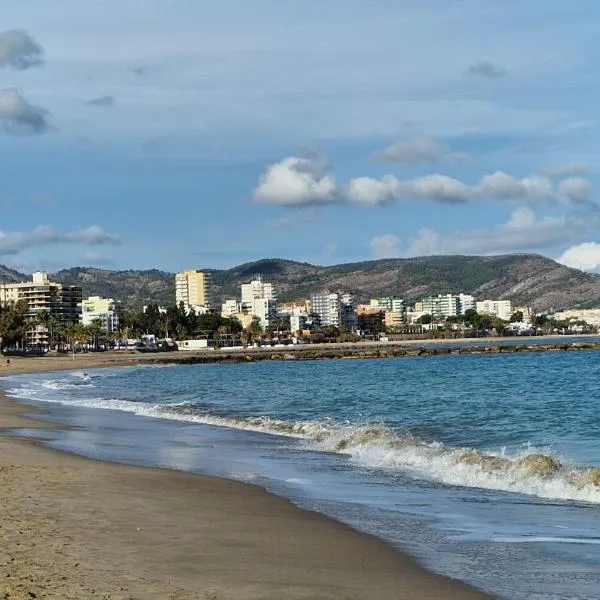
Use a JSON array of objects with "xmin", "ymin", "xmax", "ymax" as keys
[
  {"xmin": 52, "ymin": 267, "xmax": 174, "ymax": 309},
  {"xmin": 208, "ymin": 255, "xmax": 600, "ymax": 312},
  {"xmin": 1, "ymin": 254, "xmax": 598, "ymax": 312},
  {"xmin": 0, "ymin": 265, "xmax": 28, "ymax": 284}
]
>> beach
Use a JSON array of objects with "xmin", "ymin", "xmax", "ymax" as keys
[
  {"xmin": 1, "ymin": 332, "xmax": 600, "ymax": 377},
  {"xmin": 0, "ymin": 360, "xmax": 496, "ymax": 600}
]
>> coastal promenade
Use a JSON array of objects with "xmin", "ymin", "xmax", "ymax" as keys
[{"xmin": 2, "ymin": 334, "xmax": 600, "ymax": 376}]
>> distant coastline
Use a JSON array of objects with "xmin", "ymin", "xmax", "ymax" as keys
[
  {"xmin": 149, "ymin": 336, "xmax": 600, "ymax": 365},
  {"xmin": 2, "ymin": 334, "xmax": 600, "ymax": 376}
]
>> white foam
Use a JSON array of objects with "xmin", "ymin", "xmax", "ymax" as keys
[
  {"xmin": 7, "ymin": 380, "xmax": 600, "ymax": 505},
  {"xmin": 494, "ymin": 536, "xmax": 600, "ymax": 545},
  {"xmin": 70, "ymin": 371, "xmax": 91, "ymax": 380},
  {"xmin": 41, "ymin": 379, "xmax": 95, "ymax": 390}
]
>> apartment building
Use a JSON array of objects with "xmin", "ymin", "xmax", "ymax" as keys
[
  {"xmin": 376, "ymin": 296, "xmax": 406, "ymax": 313},
  {"xmin": 551, "ymin": 309, "xmax": 600, "ymax": 328},
  {"xmin": 311, "ymin": 292, "xmax": 341, "ymax": 327},
  {"xmin": 241, "ymin": 277, "xmax": 276, "ymax": 309},
  {"xmin": 0, "ymin": 272, "xmax": 82, "ymax": 346},
  {"xmin": 458, "ymin": 294, "xmax": 475, "ymax": 314},
  {"xmin": 220, "ymin": 299, "xmax": 241, "ymax": 317},
  {"xmin": 240, "ymin": 278, "xmax": 277, "ymax": 329},
  {"xmin": 420, "ymin": 294, "xmax": 461, "ymax": 319},
  {"xmin": 476, "ymin": 300, "xmax": 513, "ymax": 321},
  {"xmin": 81, "ymin": 296, "xmax": 119, "ymax": 333},
  {"xmin": 278, "ymin": 299, "xmax": 311, "ymax": 314},
  {"xmin": 385, "ymin": 310, "xmax": 405, "ymax": 329},
  {"xmin": 175, "ymin": 270, "xmax": 211, "ymax": 308},
  {"xmin": 311, "ymin": 291, "xmax": 357, "ymax": 330}
]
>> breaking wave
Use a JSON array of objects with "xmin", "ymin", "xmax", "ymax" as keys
[{"xmin": 8, "ymin": 380, "xmax": 600, "ymax": 505}]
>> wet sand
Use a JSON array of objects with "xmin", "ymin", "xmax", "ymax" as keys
[{"xmin": 0, "ymin": 360, "xmax": 500, "ymax": 599}]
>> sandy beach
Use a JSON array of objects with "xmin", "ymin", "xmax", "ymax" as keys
[
  {"xmin": 0, "ymin": 359, "xmax": 498, "ymax": 600},
  {"xmin": 1, "ymin": 331, "xmax": 598, "ymax": 377}
]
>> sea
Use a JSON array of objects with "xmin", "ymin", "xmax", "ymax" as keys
[{"xmin": 4, "ymin": 350, "xmax": 600, "ymax": 600}]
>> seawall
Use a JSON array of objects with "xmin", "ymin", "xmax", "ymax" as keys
[{"xmin": 147, "ymin": 340, "xmax": 600, "ymax": 366}]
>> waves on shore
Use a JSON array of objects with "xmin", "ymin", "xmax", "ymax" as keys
[{"xmin": 8, "ymin": 377, "xmax": 600, "ymax": 505}]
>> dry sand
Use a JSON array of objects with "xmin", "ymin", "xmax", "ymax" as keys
[{"xmin": 0, "ymin": 359, "xmax": 496, "ymax": 599}]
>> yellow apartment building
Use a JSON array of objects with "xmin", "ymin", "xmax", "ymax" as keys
[{"xmin": 175, "ymin": 270, "xmax": 211, "ymax": 308}]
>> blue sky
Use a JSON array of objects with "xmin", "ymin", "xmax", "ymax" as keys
[{"xmin": 3, "ymin": 0, "xmax": 600, "ymax": 273}]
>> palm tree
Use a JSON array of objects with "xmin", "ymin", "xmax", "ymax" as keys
[
  {"xmin": 87, "ymin": 319, "xmax": 105, "ymax": 350},
  {"xmin": 47, "ymin": 315, "xmax": 61, "ymax": 350},
  {"xmin": 59, "ymin": 321, "xmax": 89, "ymax": 359}
]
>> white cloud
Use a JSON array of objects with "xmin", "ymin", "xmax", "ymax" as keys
[
  {"xmin": 254, "ymin": 156, "xmax": 591, "ymax": 208},
  {"xmin": 558, "ymin": 177, "xmax": 591, "ymax": 203},
  {"xmin": 376, "ymin": 138, "xmax": 469, "ymax": 164},
  {"xmin": 407, "ymin": 207, "xmax": 592, "ymax": 256},
  {"xmin": 345, "ymin": 175, "xmax": 401, "ymax": 206},
  {"xmin": 466, "ymin": 60, "xmax": 506, "ymax": 78},
  {"xmin": 0, "ymin": 89, "xmax": 51, "ymax": 135},
  {"xmin": 0, "ymin": 30, "xmax": 44, "ymax": 70},
  {"xmin": 558, "ymin": 242, "xmax": 600, "ymax": 272},
  {"xmin": 253, "ymin": 156, "xmax": 336, "ymax": 206},
  {"xmin": 370, "ymin": 234, "xmax": 401, "ymax": 259},
  {"xmin": 476, "ymin": 172, "xmax": 554, "ymax": 203},
  {"xmin": 538, "ymin": 162, "xmax": 589, "ymax": 178},
  {"xmin": 408, "ymin": 228, "xmax": 440, "ymax": 256},
  {"xmin": 0, "ymin": 225, "xmax": 121, "ymax": 256}
]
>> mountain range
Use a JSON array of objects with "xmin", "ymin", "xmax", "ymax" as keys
[{"xmin": 0, "ymin": 254, "xmax": 598, "ymax": 313}]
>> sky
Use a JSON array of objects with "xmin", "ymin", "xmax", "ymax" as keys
[{"xmin": 3, "ymin": 0, "xmax": 600, "ymax": 273}]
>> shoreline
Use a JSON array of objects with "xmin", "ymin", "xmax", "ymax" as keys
[
  {"xmin": 1, "ymin": 333, "xmax": 600, "ymax": 376},
  {"xmin": 0, "ymin": 367, "xmax": 497, "ymax": 599}
]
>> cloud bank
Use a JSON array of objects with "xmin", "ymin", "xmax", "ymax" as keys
[
  {"xmin": 558, "ymin": 242, "xmax": 600, "ymax": 272},
  {"xmin": 538, "ymin": 162, "xmax": 589, "ymax": 178},
  {"xmin": 0, "ymin": 225, "xmax": 121, "ymax": 256},
  {"xmin": 253, "ymin": 156, "xmax": 592, "ymax": 208},
  {"xmin": 0, "ymin": 30, "xmax": 44, "ymax": 70},
  {"xmin": 407, "ymin": 207, "xmax": 591, "ymax": 256},
  {"xmin": 0, "ymin": 89, "xmax": 51, "ymax": 135}
]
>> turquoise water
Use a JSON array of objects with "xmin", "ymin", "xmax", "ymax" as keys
[{"xmin": 5, "ymin": 351, "xmax": 600, "ymax": 599}]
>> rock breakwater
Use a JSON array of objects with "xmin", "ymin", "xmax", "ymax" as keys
[{"xmin": 148, "ymin": 341, "xmax": 600, "ymax": 366}]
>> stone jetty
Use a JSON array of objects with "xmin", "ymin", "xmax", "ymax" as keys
[{"xmin": 148, "ymin": 340, "xmax": 600, "ymax": 367}]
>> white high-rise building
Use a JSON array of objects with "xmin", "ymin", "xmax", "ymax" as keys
[
  {"xmin": 251, "ymin": 298, "xmax": 277, "ymax": 329},
  {"xmin": 240, "ymin": 277, "xmax": 277, "ymax": 329},
  {"xmin": 420, "ymin": 294, "xmax": 461, "ymax": 319},
  {"xmin": 476, "ymin": 300, "xmax": 513, "ymax": 321},
  {"xmin": 241, "ymin": 277, "xmax": 276, "ymax": 309},
  {"xmin": 310, "ymin": 291, "xmax": 357, "ymax": 331},
  {"xmin": 311, "ymin": 292, "xmax": 341, "ymax": 327},
  {"xmin": 377, "ymin": 297, "xmax": 405, "ymax": 313},
  {"xmin": 458, "ymin": 294, "xmax": 475, "ymax": 314}
]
